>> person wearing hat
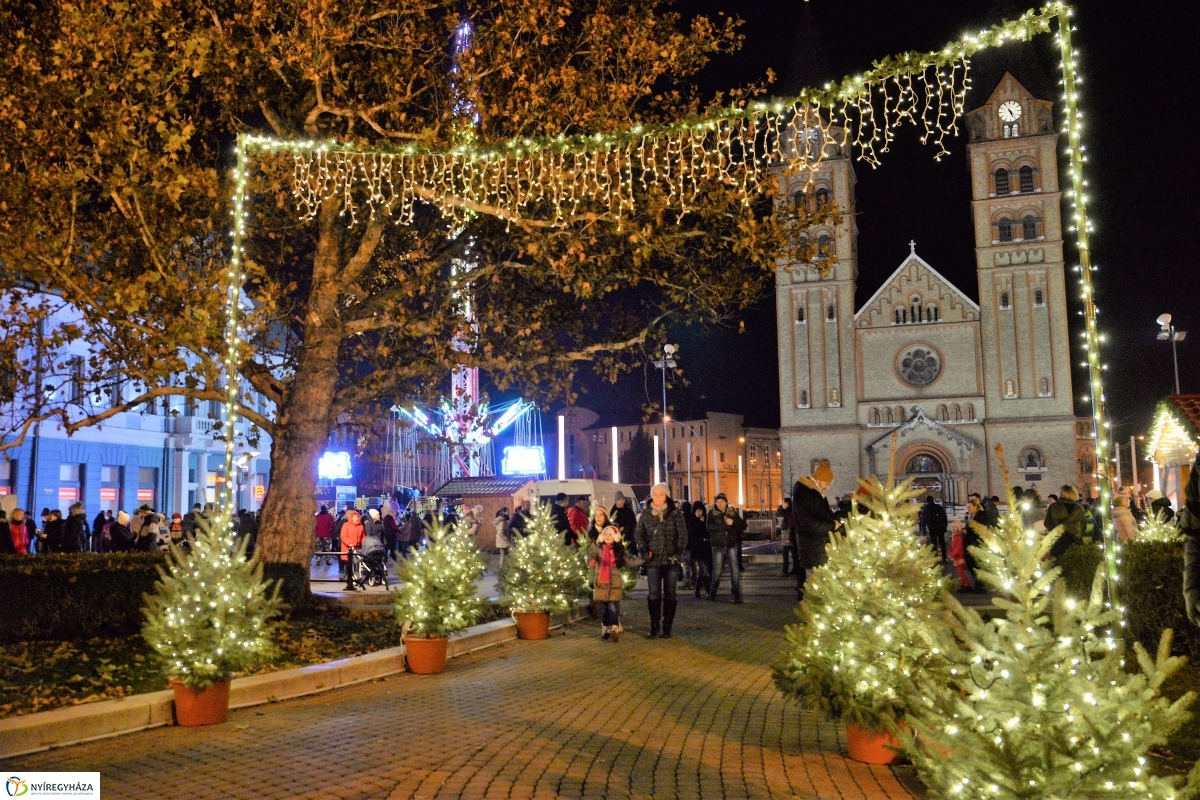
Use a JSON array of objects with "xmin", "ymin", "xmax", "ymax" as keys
[
  {"xmin": 1147, "ymin": 489, "xmax": 1175, "ymax": 523},
  {"xmin": 588, "ymin": 525, "xmax": 628, "ymax": 642},
  {"xmin": 791, "ymin": 461, "xmax": 837, "ymax": 601},
  {"xmin": 610, "ymin": 492, "xmax": 639, "ymax": 554},
  {"xmin": 707, "ymin": 493, "xmax": 747, "ymax": 603},
  {"xmin": 634, "ymin": 483, "xmax": 689, "ymax": 638},
  {"xmin": 549, "ymin": 492, "xmax": 572, "ymax": 544}
]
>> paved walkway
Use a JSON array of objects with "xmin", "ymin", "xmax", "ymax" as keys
[{"xmin": 11, "ymin": 563, "xmax": 920, "ymax": 799}]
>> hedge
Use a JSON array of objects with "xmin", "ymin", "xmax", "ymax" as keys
[
  {"xmin": 0, "ymin": 554, "xmax": 312, "ymax": 642},
  {"xmin": 1058, "ymin": 541, "xmax": 1200, "ymax": 662}
]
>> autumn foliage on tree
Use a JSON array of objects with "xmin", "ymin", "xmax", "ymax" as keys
[{"xmin": 0, "ymin": 0, "xmax": 836, "ymax": 570}]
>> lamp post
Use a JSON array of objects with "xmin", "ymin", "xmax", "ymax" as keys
[
  {"xmin": 1157, "ymin": 313, "xmax": 1188, "ymax": 395},
  {"xmin": 653, "ymin": 344, "xmax": 677, "ymax": 486}
]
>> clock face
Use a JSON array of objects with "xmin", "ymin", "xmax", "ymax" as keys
[{"xmin": 998, "ymin": 101, "xmax": 1022, "ymax": 123}]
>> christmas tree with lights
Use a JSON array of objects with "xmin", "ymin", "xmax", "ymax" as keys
[
  {"xmin": 904, "ymin": 490, "xmax": 1200, "ymax": 799},
  {"xmin": 773, "ymin": 476, "xmax": 948, "ymax": 730},
  {"xmin": 142, "ymin": 522, "xmax": 282, "ymax": 690},
  {"xmin": 393, "ymin": 521, "xmax": 486, "ymax": 638},
  {"xmin": 499, "ymin": 504, "xmax": 590, "ymax": 615},
  {"xmin": 1139, "ymin": 511, "xmax": 1183, "ymax": 543}
]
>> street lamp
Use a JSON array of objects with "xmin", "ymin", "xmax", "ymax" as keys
[
  {"xmin": 653, "ymin": 344, "xmax": 677, "ymax": 485},
  {"xmin": 1157, "ymin": 313, "xmax": 1187, "ymax": 395}
]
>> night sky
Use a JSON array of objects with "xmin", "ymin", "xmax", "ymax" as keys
[{"xmin": 517, "ymin": 1, "xmax": 1199, "ymax": 441}]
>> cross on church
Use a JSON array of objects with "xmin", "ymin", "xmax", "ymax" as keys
[{"xmin": 909, "ymin": 240, "xmax": 917, "ymax": 255}]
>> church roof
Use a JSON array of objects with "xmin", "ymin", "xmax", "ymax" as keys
[
  {"xmin": 777, "ymin": 2, "xmax": 837, "ymax": 97},
  {"xmin": 864, "ymin": 407, "xmax": 979, "ymax": 453},
  {"xmin": 854, "ymin": 245, "xmax": 979, "ymax": 328}
]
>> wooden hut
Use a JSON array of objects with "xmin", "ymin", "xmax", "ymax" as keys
[
  {"xmin": 1146, "ymin": 395, "xmax": 1200, "ymax": 509},
  {"xmin": 431, "ymin": 476, "xmax": 539, "ymax": 550}
]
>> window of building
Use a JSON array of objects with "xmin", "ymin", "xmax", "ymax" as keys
[
  {"xmin": 1003, "ymin": 122, "xmax": 1019, "ymax": 138},
  {"xmin": 829, "ymin": 388, "xmax": 840, "ymax": 406},
  {"xmin": 953, "ymin": 404, "xmax": 962, "ymax": 421},
  {"xmin": 799, "ymin": 390, "xmax": 809, "ymax": 408},
  {"xmin": 827, "ymin": 304, "xmax": 835, "ymax": 321},
  {"xmin": 886, "ymin": 407, "xmax": 894, "ymax": 424},
  {"xmin": 911, "ymin": 295, "xmax": 922, "ymax": 322},
  {"xmin": 1000, "ymin": 291, "xmax": 1010, "ymax": 309},
  {"xmin": 907, "ymin": 454, "xmax": 943, "ymax": 474},
  {"xmin": 1039, "ymin": 377, "xmax": 1051, "ymax": 396},
  {"xmin": 0, "ymin": 459, "xmax": 13, "ymax": 496},
  {"xmin": 670, "ymin": 427, "xmax": 675, "ymax": 439},
  {"xmin": 676, "ymin": 449, "xmax": 682, "ymax": 466},
  {"xmin": 797, "ymin": 306, "xmax": 806, "ymax": 324},
  {"xmin": 69, "ymin": 357, "xmax": 84, "ymax": 404},
  {"xmin": 815, "ymin": 187, "xmax": 830, "ymax": 206},
  {"xmin": 1022, "ymin": 214, "xmax": 1038, "ymax": 240},
  {"xmin": 871, "ymin": 408, "xmax": 881, "ymax": 425},
  {"xmin": 964, "ymin": 404, "xmax": 976, "ymax": 421},
  {"xmin": 1005, "ymin": 379, "xmax": 1017, "ymax": 398},
  {"xmin": 995, "ymin": 168, "xmax": 1010, "ymax": 195},
  {"xmin": 720, "ymin": 451, "xmax": 726, "ymax": 463},
  {"xmin": 1019, "ymin": 165, "xmax": 1035, "ymax": 193},
  {"xmin": 895, "ymin": 308, "xmax": 906, "ymax": 324},
  {"xmin": 895, "ymin": 406, "xmax": 906, "ymax": 423},
  {"xmin": 937, "ymin": 405, "xmax": 948, "ymax": 421},
  {"xmin": 998, "ymin": 217, "xmax": 1013, "ymax": 242},
  {"xmin": 750, "ymin": 444, "xmax": 758, "ymax": 465},
  {"xmin": 793, "ymin": 190, "xmax": 806, "ymax": 211},
  {"xmin": 818, "ymin": 234, "xmax": 832, "ymax": 258},
  {"xmin": 1034, "ymin": 288, "xmax": 1045, "ymax": 307}
]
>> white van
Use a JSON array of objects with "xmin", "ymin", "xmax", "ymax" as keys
[{"xmin": 535, "ymin": 479, "xmax": 639, "ymax": 512}]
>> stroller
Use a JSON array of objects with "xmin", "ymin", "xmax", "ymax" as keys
[{"xmin": 352, "ymin": 530, "xmax": 390, "ymax": 588}]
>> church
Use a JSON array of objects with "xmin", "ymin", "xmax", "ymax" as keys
[{"xmin": 776, "ymin": 73, "xmax": 1094, "ymax": 505}]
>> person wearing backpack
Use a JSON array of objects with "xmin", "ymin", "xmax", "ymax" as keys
[{"xmin": 1044, "ymin": 484, "xmax": 1087, "ymax": 560}]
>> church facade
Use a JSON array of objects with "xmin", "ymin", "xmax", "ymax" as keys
[{"xmin": 776, "ymin": 74, "xmax": 1092, "ymax": 504}]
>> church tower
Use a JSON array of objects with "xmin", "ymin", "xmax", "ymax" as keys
[{"xmin": 966, "ymin": 73, "xmax": 1079, "ymax": 488}]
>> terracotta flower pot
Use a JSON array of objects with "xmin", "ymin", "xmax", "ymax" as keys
[
  {"xmin": 170, "ymin": 678, "xmax": 231, "ymax": 726},
  {"xmin": 405, "ymin": 636, "xmax": 448, "ymax": 674},
  {"xmin": 515, "ymin": 611, "xmax": 550, "ymax": 640},
  {"xmin": 845, "ymin": 722, "xmax": 901, "ymax": 765}
]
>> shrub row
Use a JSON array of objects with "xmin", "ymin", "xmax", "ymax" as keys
[
  {"xmin": 1058, "ymin": 540, "xmax": 1200, "ymax": 662},
  {"xmin": 0, "ymin": 554, "xmax": 311, "ymax": 642}
]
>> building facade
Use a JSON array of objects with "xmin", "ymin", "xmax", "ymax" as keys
[{"xmin": 777, "ymin": 75, "xmax": 1090, "ymax": 504}]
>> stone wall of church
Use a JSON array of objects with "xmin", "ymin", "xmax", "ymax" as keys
[
  {"xmin": 983, "ymin": 416, "xmax": 1080, "ymax": 498},
  {"xmin": 856, "ymin": 323, "xmax": 983, "ymax": 402},
  {"xmin": 780, "ymin": 426, "xmax": 862, "ymax": 502}
]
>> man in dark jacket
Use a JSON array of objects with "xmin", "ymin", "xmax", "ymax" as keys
[
  {"xmin": 634, "ymin": 484, "xmax": 689, "ymax": 638},
  {"xmin": 61, "ymin": 502, "xmax": 88, "ymax": 553},
  {"xmin": 791, "ymin": 461, "xmax": 837, "ymax": 601},
  {"xmin": 549, "ymin": 493, "xmax": 571, "ymax": 542},
  {"xmin": 610, "ymin": 492, "xmax": 638, "ymax": 554},
  {"xmin": 707, "ymin": 494, "xmax": 747, "ymax": 603},
  {"xmin": 1043, "ymin": 484, "xmax": 1086, "ymax": 560},
  {"xmin": 509, "ymin": 499, "xmax": 531, "ymax": 538},
  {"xmin": 923, "ymin": 496, "xmax": 949, "ymax": 562}
]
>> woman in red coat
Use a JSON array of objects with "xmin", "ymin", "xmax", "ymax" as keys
[{"xmin": 339, "ymin": 510, "xmax": 365, "ymax": 591}]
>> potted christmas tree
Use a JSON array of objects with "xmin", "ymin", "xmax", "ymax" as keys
[
  {"xmin": 903, "ymin": 477, "xmax": 1200, "ymax": 798},
  {"xmin": 498, "ymin": 504, "xmax": 589, "ymax": 640},
  {"xmin": 773, "ymin": 477, "xmax": 947, "ymax": 764},
  {"xmin": 142, "ymin": 520, "xmax": 282, "ymax": 726},
  {"xmin": 393, "ymin": 521, "xmax": 486, "ymax": 673}
]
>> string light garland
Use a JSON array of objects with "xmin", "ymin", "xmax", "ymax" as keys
[
  {"xmin": 497, "ymin": 505, "xmax": 589, "ymax": 615},
  {"xmin": 393, "ymin": 521, "xmax": 487, "ymax": 639},
  {"xmin": 221, "ymin": 5, "xmax": 1116, "ymax": 607}
]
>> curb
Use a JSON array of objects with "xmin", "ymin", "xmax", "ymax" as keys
[{"xmin": 0, "ymin": 601, "xmax": 587, "ymax": 760}]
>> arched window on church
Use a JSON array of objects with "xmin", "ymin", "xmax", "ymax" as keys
[
  {"xmin": 1034, "ymin": 288, "xmax": 1045, "ymax": 307},
  {"xmin": 896, "ymin": 307, "xmax": 907, "ymax": 324},
  {"xmin": 964, "ymin": 404, "xmax": 976, "ymax": 421},
  {"xmin": 926, "ymin": 304, "xmax": 939, "ymax": 322},
  {"xmin": 885, "ymin": 407, "xmax": 894, "ymax": 424},
  {"xmin": 1000, "ymin": 291, "xmax": 1011, "ymax": 309},
  {"xmin": 995, "ymin": 168, "xmax": 1011, "ymax": 195},
  {"xmin": 815, "ymin": 187, "xmax": 830, "ymax": 207},
  {"xmin": 827, "ymin": 304, "xmax": 836, "ymax": 321},
  {"xmin": 799, "ymin": 390, "xmax": 809, "ymax": 408},
  {"xmin": 817, "ymin": 234, "xmax": 832, "ymax": 258},
  {"xmin": 1019, "ymin": 165, "xmax": 1035, "ymax": 193},
  {"xmin": 793, "ymin": 191, "xmax": 806, "ymax": 211},
  {"xmin": 797, "ymin": 306, "xmax": 806, "ymax": 324},
  {"xmin": 953, "ymin": 404, "xmax": 962, "ymax": 421},
  {"xmin": 1005, "ymin": 379, "xmax": 1017, "ymax": 398},
  {"xmin": 998, "ymin": 217, "xmax": 1014, "ymax": 242},
  {"xmin": 871, "ymin": 407, "xmax": 881, "ymax": 425},
  {"xmin": 829, "ymin": 388, "xmax": 840, "ymax": 406},
  {"xmin": 895, "ymin": 308, "xmax": 903, "ymax": 325},
  {"xmin": 911, "ymin": 295, "xmax": 922, "ymax": 322},
  {"xmin": 895, "ymin": 406, "xmax": 906, "ymax": 423},
  {"xmin": 1039, "ymin": 377, "xmax": 1051, "ymax": 396},
  {"xmin": 1023, "ymin": 214, "xmax": 1038, "ymax": 241},
  {"xmin": 937, "ymin": 404, "xmax": 949, "ymax": 422}
]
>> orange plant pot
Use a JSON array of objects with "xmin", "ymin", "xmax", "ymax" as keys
[
  {"xmin": 515, "ymin": 611, "xmax": 550, "ymax": 640},
  {"xmin": 404, "ymin": 636, "xmax": 448, "ymax": 674},
  {"xmin": 845, "ymin": 722, "xmax": 902, "ymax": 765},
  {"xmin": 170, "ymin": 678, "xmax": 231, "ymax": 727}
]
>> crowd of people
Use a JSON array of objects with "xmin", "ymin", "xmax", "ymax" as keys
[{"xmin": 0, "ymin": 501, "xmax": 261, "ymax": 556}]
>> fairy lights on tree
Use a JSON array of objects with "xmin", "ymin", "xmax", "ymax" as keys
[
  {"xmin": 141, "ymin": 526, "xmax": 283, "ymax": 690},
  {"xmin": 393, "ymin": 521, "xmax": 486, "ymax": 639},
  {"xmin": 773, "ymin": 476, "xmax": 947, "ymax": 730},
  {"xmin": 903, "ymin": 488, "xmax": 1199, "ymax": 798},
  {"xmin": 497, "ymin": 505, "xmax": 589, "ymax": 615}
]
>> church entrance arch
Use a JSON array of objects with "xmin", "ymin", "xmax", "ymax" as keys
[{"xmin": 896, "ymin": 441, "xmax": 958, "ymax": 504}]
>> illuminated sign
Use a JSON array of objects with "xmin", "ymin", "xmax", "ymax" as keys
[
  {"xmin": 502, "ymin": 446, "xmax": 545, "ymax": 476},
  {"xmin": 99, "ymin": 488, "xmax": 118, "ymax": 500},
  {"xmin": 254, "ymin": 484, "xmax": 266, "ymax": 500},
  {"xmin": 59, "ymin": 487, "xmax": 79, "ymax": 500},
  {"xmin": 318, "ymin": 451, "xmax": 353, "ymax": 480},
  {"xmin": 137, "ymin": 489, "xmax": 155, "ymax": 501}
]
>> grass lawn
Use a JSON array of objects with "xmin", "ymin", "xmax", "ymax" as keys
[{"xmin": 0, "ymin": 602, "xmax": 508, "ymax": 719}]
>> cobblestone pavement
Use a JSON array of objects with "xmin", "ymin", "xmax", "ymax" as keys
[{"xmin": 12, "ymin": 563, "xmax": 919, "ymax": 799}]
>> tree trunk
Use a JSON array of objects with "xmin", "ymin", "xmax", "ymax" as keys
[{"xmin": 255, "ymin": 201, "xmax": 345, "ymax": 571}]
